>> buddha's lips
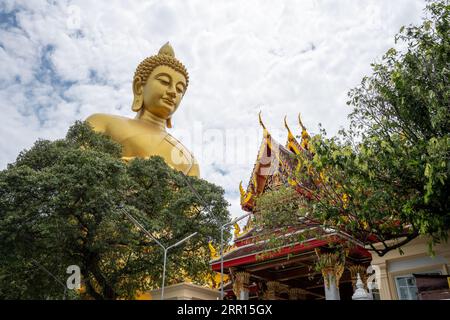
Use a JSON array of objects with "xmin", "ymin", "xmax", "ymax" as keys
[{"xmin": 162, "ymin": 98, "xmax": 175, "ymax": 106}]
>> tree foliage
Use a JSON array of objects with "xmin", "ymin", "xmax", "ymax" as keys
[
  {"xmin": 257, "ymin": 0, "xmax": 449, "ymax": 256},
  {"xmin": 0, "ymin": 121, "xmax": 230, "ymax": 299}
]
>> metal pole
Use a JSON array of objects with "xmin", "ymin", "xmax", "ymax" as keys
[
  {"xmin": 161, "ymin": 248, "xmax": 167, "ymax": 300},
  {"xmin": 220, "ymin": 226, "xmax": 224, "ymax": 300},
  {"xmin": 120, "ymin": 208, "xmax": 165, "ymax": 250},
  {"xmin": 160, "ymin": 232, "xmax": 197, "ymax": 300},
  {"xmin": 219, "ymin": 212, "xmax": 252, "ymax": 300},
  {"xmin": 120, "ymin": 206, "xmax": 198, "ymax": 300},
  {"xmin": 31, "ymin": 259, "xmax": 67, "ymax": 300}
]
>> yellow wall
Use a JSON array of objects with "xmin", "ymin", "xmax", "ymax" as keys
[{"xmin": 370, "ymin": 236, "xmax": 450, "ymax": 300}]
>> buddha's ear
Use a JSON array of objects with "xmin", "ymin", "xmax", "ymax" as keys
[{"xmin": 131, "ymin": 76, "xmax": 143, "ymax": 112}]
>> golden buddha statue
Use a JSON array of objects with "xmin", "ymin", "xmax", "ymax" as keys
[{"xmin": 86, "ymin": 42, "xmax": 200, "ymax": 177}]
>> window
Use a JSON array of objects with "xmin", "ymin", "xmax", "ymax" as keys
[
  {"xmin": 370, "ymin": 288, "xmax": 381, "ymax": 300},
  {"xmin": 395, "ymin": 271, "xmax": 442, "ymax": 300},
  {"xmin": 395, "ymin": 275, "xmax": 418, "ymax": 300}
]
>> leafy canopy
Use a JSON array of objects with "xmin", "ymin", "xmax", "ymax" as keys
[{"xmin": 0, "ymin": 121, "xmax": 230, "ymax": 299}]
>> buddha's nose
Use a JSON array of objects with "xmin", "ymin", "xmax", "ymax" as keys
[{"xmin": 166, "ymin": 87, "xmax": 176, "ymax": 97}]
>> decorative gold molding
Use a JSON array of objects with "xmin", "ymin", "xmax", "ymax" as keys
[
  {"xmin": 288, "ymin": 288, "xmax": 307, "ymax": 300},
  {"xmin": 349, "ymin": 265, "xmax": 367, "ymax": 289},
  {"xmin": 232, "ymin": 272, "xmax": 251, "ymax": 296},
  {"xmin": 315, "ymin": 249, "xmax": 346, "ymax": 289},
  {"xmin": 208, "ymin": 241, "xmax": 219, "ymax": 260},
  {"xmin": 264, "ymin": 281, "xmax": 280, "ymax": 300}
]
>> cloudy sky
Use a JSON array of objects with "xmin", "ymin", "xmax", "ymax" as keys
[{"xmin": 0, "ymin": 0, "xmax": 427, "ymax": 222}]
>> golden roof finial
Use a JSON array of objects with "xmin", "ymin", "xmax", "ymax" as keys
[
  {"xmin": 258, "ymin": 111, "xmax": 266, "ymax": 130},
  {"xmin": 233, "ymin": 223, "xmax": 241, "ymax": 238},
  {"xmin": 298, "ymin": 113, "xmax": 310, "ymax": 149},
  {"xmin": 240, "ymin": 180, "xmax": 253, "ymax": 206},
  {"xmin": 284, "ymin": 115, "xmax": 301, "ymax": 155},
  {"xmin": 158, "ymin": 42, "xmax": 175, "ymax": 57},
  {"xmin": 298, "ymin": 113, "xmax": 307, "ymax": 132},
  {"xmin": 208, "ymin": 241, "xmax": 218, "ymax": 259},
  {"xmin": 239, "ymin": 181, "xmax": 245, "ymax": 197},
  {"xmin": 258, "ymin": 111, "xmax": 270, "ymax": 138},
  {"xmin": 284, "ymin": 115, "xmax": 295, "ymax": 140}
]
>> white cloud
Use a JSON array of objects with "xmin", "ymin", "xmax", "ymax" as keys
[{"xmin": 0, "ymin": 0, "xmax": 426, "ymax": 218}]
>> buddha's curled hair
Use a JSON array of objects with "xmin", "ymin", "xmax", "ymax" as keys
[{"xmin": 134, "ymin": 42, "xmax": 189, "ymax": 87}]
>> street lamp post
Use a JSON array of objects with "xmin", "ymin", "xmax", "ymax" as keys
[
  {"xmin": 161, "ymin": 232, "xmax": 197, "ymax": 299},
  {"xmin": 31, "ymin": 259, "xmax": 67, "ymax": 300},
  {"xmin": 120, "ymin": 207, "xmax": 197, "ymax": 300},
  {"xmin": 220, "ymin": 212, "xmax": 252, "ymax": 300}
]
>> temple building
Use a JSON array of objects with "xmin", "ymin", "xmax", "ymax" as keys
[{"xmin": 209, "ymin": 114, "xmax": 450, "ymax": 300}]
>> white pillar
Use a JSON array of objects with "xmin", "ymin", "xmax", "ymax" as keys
[
  {"xmin": 234, "ymin": 272, "xmax": 250, "ymax": 300},
  {"xmin": 376, "ymin": 263, "xmax": 393, "ymax": 300},
  {"xmin": 315, "ymin": 250, "xmax": 344, "ymax": 300},
  {"xmin": 239, "ymin": 289, "xmax": 249, "ymax": 300},
  {"xmin": 323, "ymin": 270, "xmax": 340, "ymax": 300}
]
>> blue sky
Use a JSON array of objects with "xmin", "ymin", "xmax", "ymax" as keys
[{"xmin": 0, "ymin": 0, "xmax": 426, "ymax": 223}]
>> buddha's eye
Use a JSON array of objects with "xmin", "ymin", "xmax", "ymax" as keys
[
  {"xmin": 158, "ymin": 79, "xmax": 170, "ymax": 86},
  {"xmin": 176, "ymin": 83, "xmax": 186, "ymax": 94}
]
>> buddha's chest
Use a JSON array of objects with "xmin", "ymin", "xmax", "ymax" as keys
[
  {"xmin": 119, "ymin": 133, "xmax": 193, "ymax": 173},
  {"xmin": 120, "ymin": 132, "xmax": 165, "ymax": 156}
]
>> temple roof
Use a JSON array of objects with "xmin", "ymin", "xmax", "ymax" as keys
[
  {"xmin": 239, "ymin": 113, "xmax": 309, "ymax": 212},
  {"xmin": 210, "ymin": 226, "xmax": 371, "ymax": 270},
  {"xmin": 208, "ymin": 114, "xmax": 373, "ymax": 300},
  {"xmin": 208, "ymin": 114, "xmax": 375, "ymax": 301}
]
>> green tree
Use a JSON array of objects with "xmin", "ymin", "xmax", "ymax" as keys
[
  {"xmin": 257, "ymin": 0, "xmax": 449, "ymax": 256},
  {"xmin": 0, "ymin": 121, "xmax": 230, "ymax": 299}
]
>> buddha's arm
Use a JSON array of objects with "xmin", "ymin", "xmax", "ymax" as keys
[{"xmin": 85, "ymin": 113, "xmax": 109, "ymax": 133}]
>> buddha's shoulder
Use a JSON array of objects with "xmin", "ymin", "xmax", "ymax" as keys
[{"xmin": 86, "ymin": 113, "xmax": 138, "ymax": 132}]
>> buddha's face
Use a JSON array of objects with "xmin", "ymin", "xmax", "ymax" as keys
[{"xmin": 138, "ymin": 65, "xmax": 187, "ymax": 120}]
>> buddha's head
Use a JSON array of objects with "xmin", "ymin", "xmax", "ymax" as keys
[{"xmin": 132, "ymin": 42, "xmax": 189, "ymax": 128}]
